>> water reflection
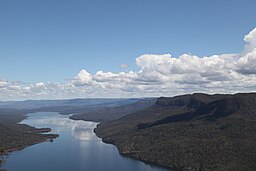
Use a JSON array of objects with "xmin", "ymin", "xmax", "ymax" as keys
[
  {"xmin": 21, "ymin": 112, "xmax": 99, "ymax": 141},
  {"xmin": 6, "ymin": 112, "xmax": 170, "ymax": 171},
  {"xmin": 72, "ymin": 126, "xmax": 95, "ymax": 141}
]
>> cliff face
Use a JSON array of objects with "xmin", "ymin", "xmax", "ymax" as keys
[{"xmin": 95, "ymin": 93, "xmax": 256, "ymax": 171}]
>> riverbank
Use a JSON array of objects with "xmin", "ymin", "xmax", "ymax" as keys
[
  {"xmin": 96, "ymin": 134, "xmax": 175, "ymax": 171},
  {"xmin": 5, "ymin": 112, "xmax": 169, "ymax": 171},
  {"xmin": 0, "ymin": 112, "xmax": 59, "ymax": 155},
  {"xmin": 94, "ymin": 93, "xmax": 256, "ymax": 171}
]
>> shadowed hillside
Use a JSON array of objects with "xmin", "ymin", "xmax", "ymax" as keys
[
  {"xmin": 0, "ymin": 109, "xmax": 58, "ymax": 152},
  {"xmin": 70, "ymin": 98, "xmax": 156, "ymax": 122},
  {"xmin": 0, "ymin": 98, "xmax": 143, "ymax": 155},
  {"xmin": 95, "ymin": 93, "xmax": 256, "ymax": 171}
]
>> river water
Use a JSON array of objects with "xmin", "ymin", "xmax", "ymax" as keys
[{"xmin": 5, "ymin": 112, "xmax": 170, "ymax": 171}]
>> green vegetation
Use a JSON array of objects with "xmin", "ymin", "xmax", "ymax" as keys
[
  {"xmin": 0, "ymin": 111, "xmax": 58, "ymax": 156},
  {"xmin": 0, "ymin": 148, "xmax": 7, "ymax": 171},
  {"xmin": 70, "ymin": 98, "xmax": 156, "ymax": 122},
  {"xmin": 95, "ymin": 93, "xmax": 256, "ymax": 171}
]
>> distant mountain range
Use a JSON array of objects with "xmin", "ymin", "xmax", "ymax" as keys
[
  {"xmin": 1, "ymin": 93, "xmax": 256, "ymax": 171},
  {"xmin": 0, "ymin": 97, "xmax": 142, "ymax": 157},
  {"xmin": 71, "ymin": 98, "xmax": 156, "ymax": 122},
  {"xmin": 0, "ymin": 98, "xmax": 139, "ymax": 110},
  {"xmin": 95, "ymin": 93, "xmax": 256, "ymax": 171}
]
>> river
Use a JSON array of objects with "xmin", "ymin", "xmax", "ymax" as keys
[{"xmin": 5, "ymin": 112, "xmax": 170, "ymax": 171}]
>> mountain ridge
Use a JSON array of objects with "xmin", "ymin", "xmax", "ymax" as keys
[{"xmin": 95, "ymin": 92, "xmax": 256, "ymax": 171}]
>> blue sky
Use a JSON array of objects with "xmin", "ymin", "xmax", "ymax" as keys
[
  {"xmin": 1, "ymin": 0, "xmax": 256, "ymax": 82},
  {"xmin": 0, "ymin": 0, "xmax": 256, "ymax": 100}
]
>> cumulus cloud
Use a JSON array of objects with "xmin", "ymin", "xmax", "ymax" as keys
[
  {"xmin": 244, "ymin": 27, "xmax": 256, "ymax": 53},
  {"xmin": 0, "ymin": 80, "xmax": 8, "ymax": 88},
  {"xmin": 1, "ymin": 27, "xmax": 256, "ymax": 100},
  {"xmin": 72, "ymin": 70, "xmax": 92, "ymax": 86},
  {"xmin": 235, "ymin": 49, "xmax": 256, "ymax": 74}
]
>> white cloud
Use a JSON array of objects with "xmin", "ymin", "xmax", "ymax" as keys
[
  {"xmin": 235, "ymin": 49, "xmax": 256, "ymax": 74},
  {"xmin": 1, "ymin": 27, "xmax": 256, "ymax": 100},
  {"xmin": 0, "ymin": 80, "xmax": 8, "ymax": 88},
  {"xmin": 120, "ymin": 64, "xmax": 129, "ymax": 69},
  {"xmin": 244, "ymin": 27, "xmax": 256, "ymax": 53},
  {"xmin": 72, "ymin": 69, "xmax": 92, "ymax": 86},
  {"xmin": 8, "ymin": 85, "xmax": 21, "ymax": 90}
]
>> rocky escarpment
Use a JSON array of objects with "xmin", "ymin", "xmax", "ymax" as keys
[{"xmin": 95, "ymin": 93, "xmax": 256, "ymax": 171}]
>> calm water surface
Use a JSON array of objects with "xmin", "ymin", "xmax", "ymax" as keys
[{"xmin": 5, "ymin": 112, "xmax": 170, "ymax": 171}]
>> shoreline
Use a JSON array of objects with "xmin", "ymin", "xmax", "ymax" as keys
[
  {"xmin": 4, "ymin": 112, "xmax": 171, "ymax": 171},
  {"xmin": 1, "ymin": 113, "xmax": 59, "ymax": 162},
  {"xmin": 5, "ymin": 112, "xmax": 171, "ymax": 171},
  {"xmin": 70, "ymin": 117, "xmax": 175, "ymax": 170},
  {"xmin": 5, "ymin": 136, "xmax": 58, "ymax": 154},
  {"xmin": 93, "ymin": 128, "xmax": 176, "ymax": 171}
]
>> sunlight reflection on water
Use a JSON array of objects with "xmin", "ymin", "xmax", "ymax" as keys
[{"xmin": 5, "ymin": 112, "xmax": 170, "ymax": 171}]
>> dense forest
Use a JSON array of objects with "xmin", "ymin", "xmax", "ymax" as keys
[
  {"xmin": 95, "ymin": 93, "xmax": 256, "ymax": 171},
  {"xmin": 0, "ymin": 110, "xmax": 58, "ymax": 154}
]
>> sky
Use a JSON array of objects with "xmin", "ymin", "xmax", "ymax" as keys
[{"xmin": 0, "ymin": 0, "xmax": 256, "ymax": 100}]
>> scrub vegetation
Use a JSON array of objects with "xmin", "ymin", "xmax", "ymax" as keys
[{"xmin": 95, "ymin": 93, "xmax": 256, "ymax": 171}]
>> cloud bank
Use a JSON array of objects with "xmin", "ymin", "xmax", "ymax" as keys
[{"xmin": 1, "ymin": 28, "xmax": 256, "ymax": 100}]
